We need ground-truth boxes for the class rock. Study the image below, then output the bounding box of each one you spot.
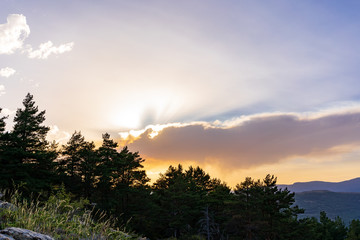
[0,201,16,211]
[0,227,54,240]
[0,233,15,240]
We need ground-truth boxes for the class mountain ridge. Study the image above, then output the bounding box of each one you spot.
[278,177,360,193]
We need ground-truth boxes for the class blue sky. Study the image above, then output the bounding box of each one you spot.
[1,1,360,184]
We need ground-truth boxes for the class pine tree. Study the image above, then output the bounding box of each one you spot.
[152,165,224,239]
[12,94,49,153]
[59,131,96,198]
[95,133,119,210]
[95,133,150,216]
[229,175,304,240]
[347,219,360,240]
[5,93,57,193]
[232,177,263,239]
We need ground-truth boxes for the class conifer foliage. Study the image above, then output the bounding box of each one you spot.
[0,94,57,193]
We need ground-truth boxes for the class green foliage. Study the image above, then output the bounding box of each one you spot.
[58,131,97,198]
[0,187,135,240]
[319,211,348,240]
[150,164,229,239]
[58,131,151,233]
[229,174,304,239]
[0,93,58,194]
[347,220,360,240]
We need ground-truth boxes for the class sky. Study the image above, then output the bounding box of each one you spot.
[1,0,360,186]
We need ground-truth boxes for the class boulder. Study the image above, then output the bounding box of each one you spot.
[0,227,54,240]
[0,233,15,240]
[0,201,16,211]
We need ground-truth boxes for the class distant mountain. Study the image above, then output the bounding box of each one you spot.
[278,177,360,193]
[295,190,360,224]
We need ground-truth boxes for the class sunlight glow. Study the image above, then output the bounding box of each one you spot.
[108,87,184,130]
[118,122,186,144]
[110,106,143,129]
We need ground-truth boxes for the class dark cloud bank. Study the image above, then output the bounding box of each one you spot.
[127,112,360,168]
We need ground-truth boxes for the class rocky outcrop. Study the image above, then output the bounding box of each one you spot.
[0,201,16,211]
[0,228,54,240]
[0,233,15,240]
[0,199,53,240]
[0,192,15,211]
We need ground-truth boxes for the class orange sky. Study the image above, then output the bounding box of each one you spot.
[120,111,360,186]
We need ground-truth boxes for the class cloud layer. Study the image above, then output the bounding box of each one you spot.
[0,13,74,97]
[0,14,74,59]
[0,14,30,54]
[0,67,16,78]
[125,111,360,169]
[27,41,74,59]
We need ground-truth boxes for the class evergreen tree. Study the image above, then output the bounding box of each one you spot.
[296,217,322,240]
[95,133,120,211]
[347,219,360,240]
[231,177,263,239]
[0,94,57,193]
[153,165,197,238]
[113,145,149,218]
[259,174,304,240]
[229,175,304,240]
[94,133,150,219]
[152,165,225,239]
[319,211,347,240]
[58,131,96,198]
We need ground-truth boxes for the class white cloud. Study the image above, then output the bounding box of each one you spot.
[27,41,74,59]
[0,85,5,96]
[46,125,71,144]
[0,14,74,59]
[0,67,16,78]
[0,14,30,54]
[1,108,15,116]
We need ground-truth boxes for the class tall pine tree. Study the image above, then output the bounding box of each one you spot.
[7,93,57,193]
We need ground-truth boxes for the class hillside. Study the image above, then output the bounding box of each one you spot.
[279,177,360,193]
[295,190,360,224]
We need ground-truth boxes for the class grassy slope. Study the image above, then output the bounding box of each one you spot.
[0,189,136,240]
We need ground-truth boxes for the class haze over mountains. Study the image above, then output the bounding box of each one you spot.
[279,177,360,223]
[295,190,360,224]
[279,177,360,193]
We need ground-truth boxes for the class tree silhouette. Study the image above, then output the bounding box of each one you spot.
[2,93,57,193]
[58,131,96,198]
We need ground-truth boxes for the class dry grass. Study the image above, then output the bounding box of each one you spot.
[0,188,136,240]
